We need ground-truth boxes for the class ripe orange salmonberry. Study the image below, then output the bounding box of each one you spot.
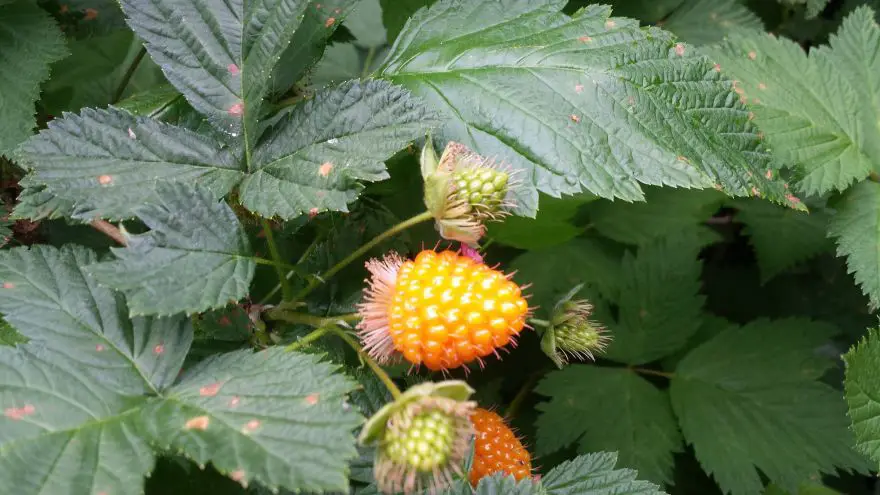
[357,249,529,371]
[469,408,532,486]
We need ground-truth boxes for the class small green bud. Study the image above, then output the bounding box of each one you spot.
[541,284,610,368]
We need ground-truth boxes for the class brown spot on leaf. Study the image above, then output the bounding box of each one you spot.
[748,51,757,60]
[713,63,721,72]
[319,162,333,177]
[570,114,580,123]
[309,207,319,218]
[218,315,232,326]
[305,394,319,405]
[4,404,35,420]
[765,170,773,179]
[200,382,222,397]
[325,17,336,27]
[153,344,165,355]
[84,8,98,20]
[748,112,755,120]
[185,415,210,430]
[98,175,113,185]
[578,35,592,43]
[242,419,260,433]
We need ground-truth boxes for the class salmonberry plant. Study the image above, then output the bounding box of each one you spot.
[3,0,880,493]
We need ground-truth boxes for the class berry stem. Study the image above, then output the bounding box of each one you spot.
[284,326,331,352]
[281,210,435,307]
[112,46,147,103]
[267,310,360,328]
[528,318,551,328]
[260,218,293,301]
[327,325,403,399]
[258,233,324,305]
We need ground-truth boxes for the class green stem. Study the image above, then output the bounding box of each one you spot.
[505,372,542,419]
[258,234,324,305]
[261,219,293,301]
[362,46,377,78]
[112,47,147,103]
[285,326,331,352]
[631,367,674,379]
[284,210,434,305]
[266,309,360,328]
[327,325,401,399]
[529,318,552,328]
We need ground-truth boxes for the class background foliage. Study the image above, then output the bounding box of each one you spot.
[2,0,880,494]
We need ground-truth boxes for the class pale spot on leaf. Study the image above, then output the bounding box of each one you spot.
[752,98,761,104]
[758,82,767,90]
[574,84,584,93]
[228,102,244,116]
[200,382,222,397]
[229,396,240,407]
[84,8,98,20]
[227,64,240,76]
[1,282,13,289]
[319,162,333,177]
[765,170,773,179]
[153,344,165,355]
[325,17,336,27]
[334,8,341,13]
[127,128,136,139]
[231,470,247,487]
[4,404,35,420]
[578,35,592,43]
[309,207,319,218]
[570,114,580,123]
[605,19,615,29]
[96,344,105,352]
[218,315,231,326]
[674,43,685,56]
[748,112,755,120]
[305,394,319,405]
[98,175,113,186]
[713,63,721,72]
[748,51,757,60]
[185,415,210,430]
[242,419,260,433]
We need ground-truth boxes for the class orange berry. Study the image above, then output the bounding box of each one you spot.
[469,408,532,486]
[360,249,529,371]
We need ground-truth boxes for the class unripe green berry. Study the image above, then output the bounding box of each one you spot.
[452,168,509,213]
[383,410,455,472]
[555,322,604,352]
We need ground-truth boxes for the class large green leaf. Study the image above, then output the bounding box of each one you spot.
[0,1,67,156]
[603,233,706,365]
[671,319,868,495]
[239,79,438,218]
[0,345,155,495]
[140,348,362,493]
[0,245,191,394]
[487,193,593,249]
[662,0,763,46]
[379,0,434,43]
[377,0,786,215]
[844,327,880,468]
[828,181,880,309]
[587,187,724,245]
[15,107,242,220]
[86,182,256,316]
[734,198,833,282]
[704,7,880,195]
[119,0,312,144]
[535,366,682,485]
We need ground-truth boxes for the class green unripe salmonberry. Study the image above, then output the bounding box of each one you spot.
[383,409,455,472]
[452,167,509,213]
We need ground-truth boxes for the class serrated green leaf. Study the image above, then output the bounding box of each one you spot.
[0,1,67,157]
[0,244,192,394]
[541,452,666,495]
[349,368,392,417]
[16,107,242,220]
[588,187,724,245]
[240,79,438,218]
[115,84,183,118]
[119,0,314,143]
[734,198,833,282]
[704,7,880,195]
[11,178,76,221]
[0,345,155,495]
[140,348,362,493]
[780,0,830,18]
[270,0,359,97]
[377,0,786,216]
[671,318,868,495]
[487,193,593,249]
[662,0,763,45]
[535,366,682,485]
[828,180,880,309]
[86,182,256,316]
[510,238,624,313]
[603,233,705,365]
[844,327,880,468]
[0,316,25,346]
[347,0,386,48]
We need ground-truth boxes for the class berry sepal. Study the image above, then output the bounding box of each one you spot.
[540,284,610,368]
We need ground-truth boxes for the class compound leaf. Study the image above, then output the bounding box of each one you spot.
[828,180,880,309]
[0,346,155,495]
[541,452,666,495]
[704,7,880,195]
[603,233,706,365]
[671,318,868,495]
[0,1,67,156]
[240,79,438,218]
[119,0,312,143]
[15,107,242,220]
[662,0,763,45]
[378,0,786,216]
[844,327,880,468]
[86,182,256,316]
[535,366,682,485]
[140,348,362,493]
[0,245,192,394]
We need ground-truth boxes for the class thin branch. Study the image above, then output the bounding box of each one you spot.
[90,219,127,246]
[112,47,147,104]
